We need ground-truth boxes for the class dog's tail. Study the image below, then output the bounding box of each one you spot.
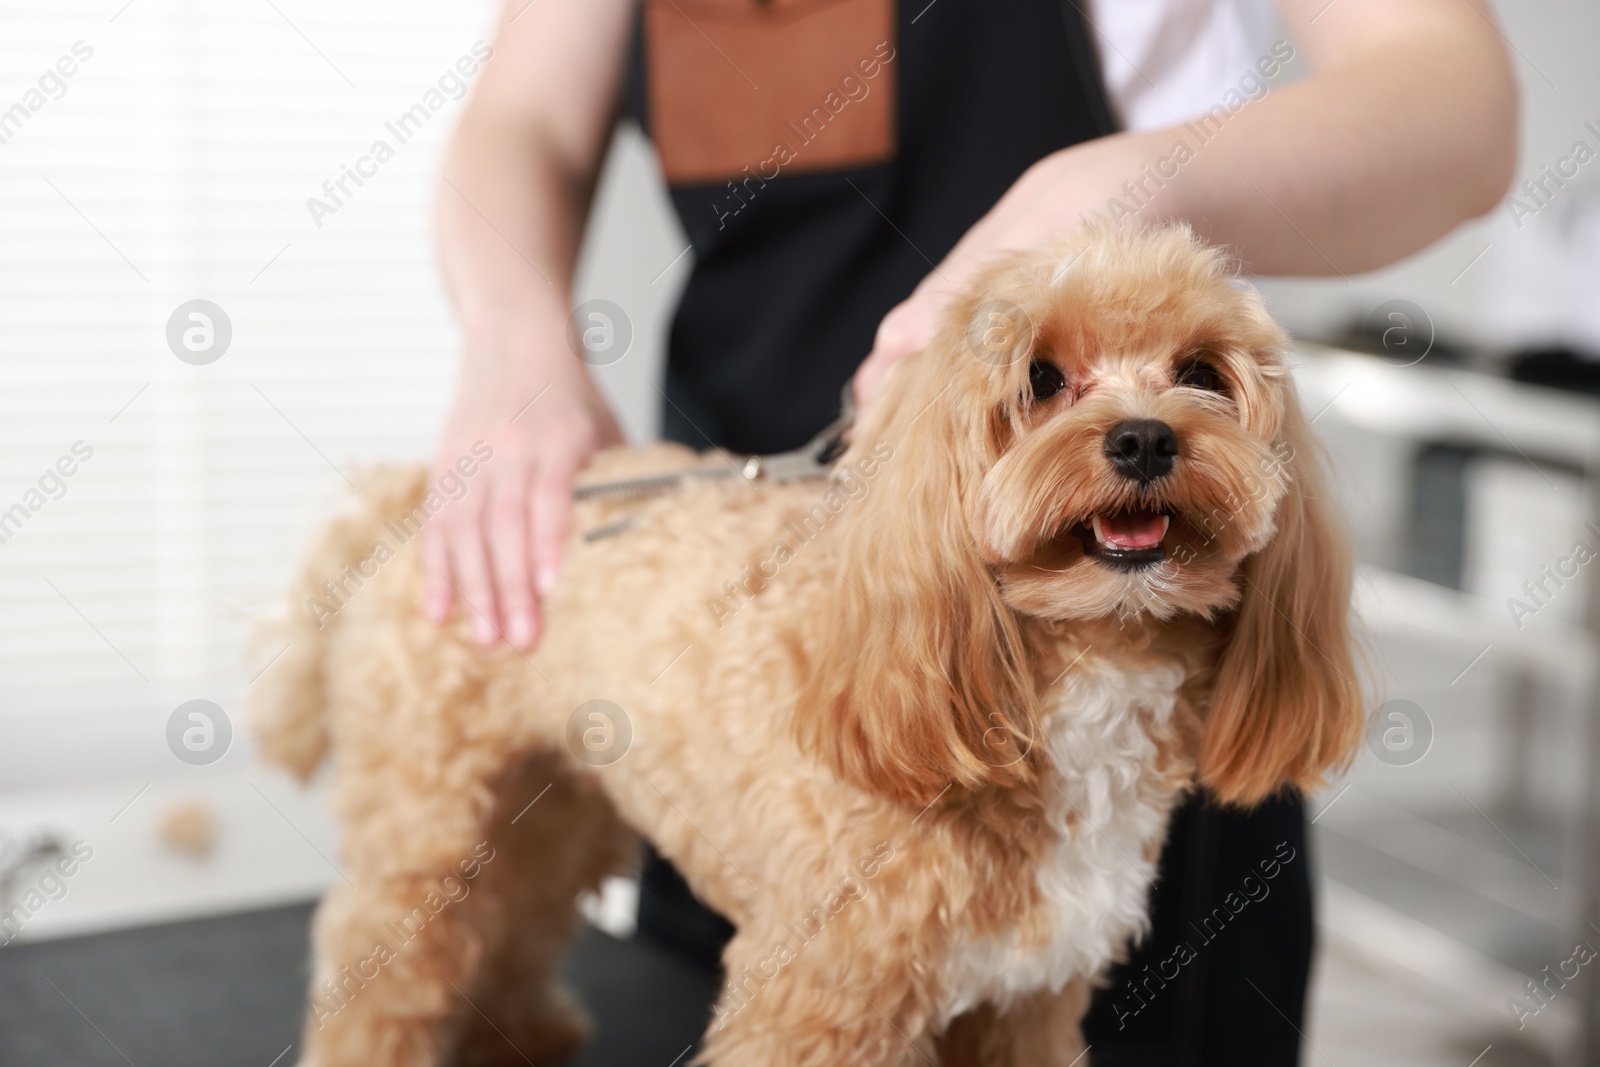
[250,466,428,781]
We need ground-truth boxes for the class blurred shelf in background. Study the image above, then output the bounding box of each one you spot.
[1296,344,1600,1067]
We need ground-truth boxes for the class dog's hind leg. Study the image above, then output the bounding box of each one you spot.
[297,656,569,1067]
[300,779,498,1065]
[453,749,637,1067]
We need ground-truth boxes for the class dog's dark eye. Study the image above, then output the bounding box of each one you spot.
[1175,358,1225,393]
[1029,359,1067,402]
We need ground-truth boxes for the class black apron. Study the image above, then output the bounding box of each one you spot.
[627,0,1115,453]
[624,4,1314,1063]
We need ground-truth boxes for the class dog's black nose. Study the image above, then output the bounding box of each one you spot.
[1104,419,1179,484]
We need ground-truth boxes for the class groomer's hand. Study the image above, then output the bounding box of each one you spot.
[852,146,1122,416]
[425,340,622,650]
[854,296,939,412]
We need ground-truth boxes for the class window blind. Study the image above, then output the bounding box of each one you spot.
[0,0,526,783]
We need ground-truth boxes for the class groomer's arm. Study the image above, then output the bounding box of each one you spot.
[856,0,1518,403]
[429,0,633,648]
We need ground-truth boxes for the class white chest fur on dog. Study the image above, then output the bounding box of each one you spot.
[938,655,1189,1022]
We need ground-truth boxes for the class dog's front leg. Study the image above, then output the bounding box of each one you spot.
[934,980,1091,1066]
[695,926,940,1067]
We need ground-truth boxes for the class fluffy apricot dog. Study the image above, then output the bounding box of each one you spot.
[254,221,1362,1067]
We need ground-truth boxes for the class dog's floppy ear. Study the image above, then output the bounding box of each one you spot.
[1198,386,1364,805]
[793,341,1038,808]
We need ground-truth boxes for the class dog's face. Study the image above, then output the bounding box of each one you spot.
[962,227,1294,623]
[799,223,1361,809]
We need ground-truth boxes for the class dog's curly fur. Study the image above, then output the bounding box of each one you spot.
[254,222,1362,1066]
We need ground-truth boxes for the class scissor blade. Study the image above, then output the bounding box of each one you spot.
[572,465,742,501]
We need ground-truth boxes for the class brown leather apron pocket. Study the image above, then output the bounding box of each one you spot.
[642,0,897,186]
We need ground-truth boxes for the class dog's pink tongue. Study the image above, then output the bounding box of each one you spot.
[1097,511,1166,549]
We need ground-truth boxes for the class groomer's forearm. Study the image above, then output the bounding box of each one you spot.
[949,17,1514,280]
[1130,32,1517,274]
[436,111,594,357]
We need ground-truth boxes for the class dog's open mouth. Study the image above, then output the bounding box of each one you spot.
[1070,509,1171,570]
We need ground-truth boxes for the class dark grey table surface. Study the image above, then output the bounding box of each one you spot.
[0,901,719,1067]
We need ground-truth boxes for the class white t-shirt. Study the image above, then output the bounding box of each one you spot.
[1087,0,1292,132]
